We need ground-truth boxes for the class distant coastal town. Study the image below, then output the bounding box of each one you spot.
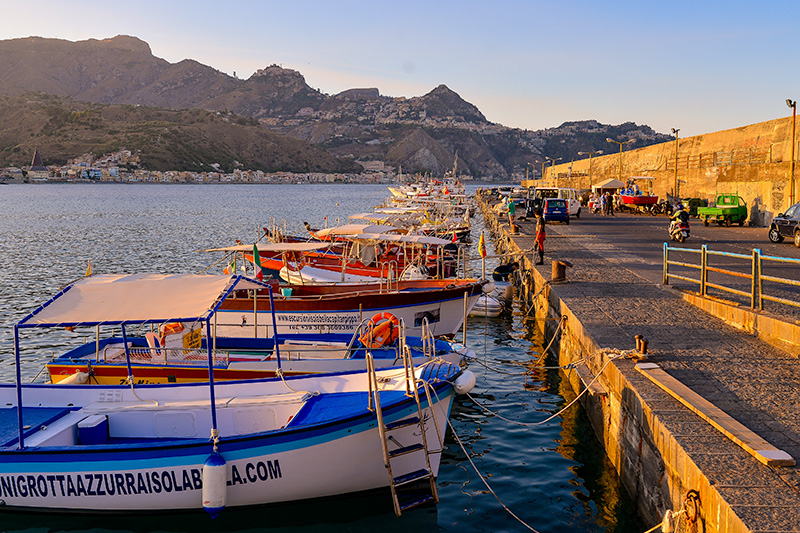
[0,148,478,184]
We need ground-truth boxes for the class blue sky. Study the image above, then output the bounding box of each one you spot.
[2,0,798,137]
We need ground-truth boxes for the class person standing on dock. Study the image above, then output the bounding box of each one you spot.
[534,208,546,265]
[507,196,516,230]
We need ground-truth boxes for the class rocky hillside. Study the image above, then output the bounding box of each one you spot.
[0,92,360,173]
[0,35,672,178]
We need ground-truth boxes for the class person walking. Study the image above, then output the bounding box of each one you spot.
[534,208,546,265]
[607,191,615,216]
[600,193,607,216]
[507,196,516,231]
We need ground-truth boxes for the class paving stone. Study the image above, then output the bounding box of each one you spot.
[503,214,800,532]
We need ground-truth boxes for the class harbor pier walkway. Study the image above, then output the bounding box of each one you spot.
[481,199,800,533]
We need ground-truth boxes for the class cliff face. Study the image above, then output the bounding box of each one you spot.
[0,35,670,178]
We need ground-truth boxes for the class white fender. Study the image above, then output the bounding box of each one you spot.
[202,452,227,518]
[453,370,476,395]
[58,371,89,385]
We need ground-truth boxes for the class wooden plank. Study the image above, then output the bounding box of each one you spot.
[635,362,794,467]
[573,362,607,397]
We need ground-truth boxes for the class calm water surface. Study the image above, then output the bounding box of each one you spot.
[0,184,643,533]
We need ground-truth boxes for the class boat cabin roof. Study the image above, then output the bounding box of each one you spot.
[17,274,269,329]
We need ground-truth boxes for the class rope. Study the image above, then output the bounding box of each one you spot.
[430,386,542,533]
[533,315,567,364]
[274,368,319,396]
[465,352,624,428]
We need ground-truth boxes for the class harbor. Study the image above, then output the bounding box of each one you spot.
[478,189,800,532]
[0,182,646,532]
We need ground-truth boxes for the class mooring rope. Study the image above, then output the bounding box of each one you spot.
[429,386,543,533]
[465,352,624,428]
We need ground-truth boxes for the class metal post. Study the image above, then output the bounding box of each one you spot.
[663,242,669,285]
[700,244,708,296]
[751,248,760,309]
[789,100,797,205]
[14,325,24,449]
[672,128,680,197]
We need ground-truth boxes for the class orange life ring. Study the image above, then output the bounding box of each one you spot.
[359,312,400,349]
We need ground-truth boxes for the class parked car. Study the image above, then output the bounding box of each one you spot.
[543,198,570,224]
[527,187,582,218]
[768,202,800,246]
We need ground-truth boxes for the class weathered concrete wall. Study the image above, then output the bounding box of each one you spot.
[529,116,799,225]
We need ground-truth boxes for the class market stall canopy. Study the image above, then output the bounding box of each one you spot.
[17,274,269,328]
[591,178,626,190]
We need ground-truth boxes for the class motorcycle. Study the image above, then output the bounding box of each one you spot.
[668,218,690,243]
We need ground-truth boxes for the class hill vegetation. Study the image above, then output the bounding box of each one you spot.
[0,35,671,178]
[0,93,360,173]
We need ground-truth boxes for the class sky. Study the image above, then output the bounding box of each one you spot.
[2,0,799,138]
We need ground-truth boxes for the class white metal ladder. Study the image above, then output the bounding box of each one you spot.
[367,348,441,516]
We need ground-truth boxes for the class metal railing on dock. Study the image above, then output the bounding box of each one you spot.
[663,242,800,310]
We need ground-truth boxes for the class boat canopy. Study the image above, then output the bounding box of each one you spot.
[17,274,270,328]
[314,224,400,237]
[349,233,452,246]
[201,242,330,253]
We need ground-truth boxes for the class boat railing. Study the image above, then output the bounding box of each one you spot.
[378,260,399,290]
[103,346,232,367]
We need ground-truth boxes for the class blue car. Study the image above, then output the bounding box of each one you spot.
[543,198,570,224]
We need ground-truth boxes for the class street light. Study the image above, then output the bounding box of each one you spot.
[671,128,680,199]
[525,162,536,182]
[606,137,636,182]
[788,99,796,206]
[578,150,603,188]
[543,156,562,182]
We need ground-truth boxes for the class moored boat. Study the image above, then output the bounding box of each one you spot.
[2,273,476,515]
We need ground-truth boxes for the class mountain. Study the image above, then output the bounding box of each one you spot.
[0,92,360,173]
[0,35,671,178]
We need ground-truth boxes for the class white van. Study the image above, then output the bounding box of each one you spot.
[527,187,582,218]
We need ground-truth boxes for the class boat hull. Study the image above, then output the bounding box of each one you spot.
[0,366,459,512]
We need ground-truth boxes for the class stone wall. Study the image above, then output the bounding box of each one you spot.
[528,116,799,226]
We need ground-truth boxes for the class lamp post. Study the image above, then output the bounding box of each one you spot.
[543,156,562,182]
[788,99,797,206]
[606,137,635,182]
[578,150,603,189]
[671,128,680,199]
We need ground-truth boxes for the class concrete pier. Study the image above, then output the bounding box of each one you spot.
[478,193,800,532]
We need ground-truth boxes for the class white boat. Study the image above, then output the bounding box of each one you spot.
[468,294,504,317]
[1,273,476,515]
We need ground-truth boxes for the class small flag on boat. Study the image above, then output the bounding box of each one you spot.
[451,231,457,243]
[85,259,93,277]
[253,244,264,281]
[478,232,487,258]
[223,256,236,275]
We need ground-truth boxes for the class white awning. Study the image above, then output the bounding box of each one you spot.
[314,224,400,237]
[349,233,452,245]
[201,242,330,253]
[18,274,268,327]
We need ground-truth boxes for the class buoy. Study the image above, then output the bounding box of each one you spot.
[202,452,227,518]
[453,370,476,395]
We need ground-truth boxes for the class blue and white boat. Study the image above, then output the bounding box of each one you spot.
[0,274,476,515]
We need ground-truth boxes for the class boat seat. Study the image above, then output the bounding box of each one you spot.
[0,407,76,447]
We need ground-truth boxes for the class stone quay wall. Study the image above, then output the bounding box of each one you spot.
[531,116,800,226]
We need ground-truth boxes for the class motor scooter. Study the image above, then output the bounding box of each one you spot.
[668,218,690,243]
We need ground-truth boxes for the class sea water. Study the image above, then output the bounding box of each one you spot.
[0,183,644,532]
